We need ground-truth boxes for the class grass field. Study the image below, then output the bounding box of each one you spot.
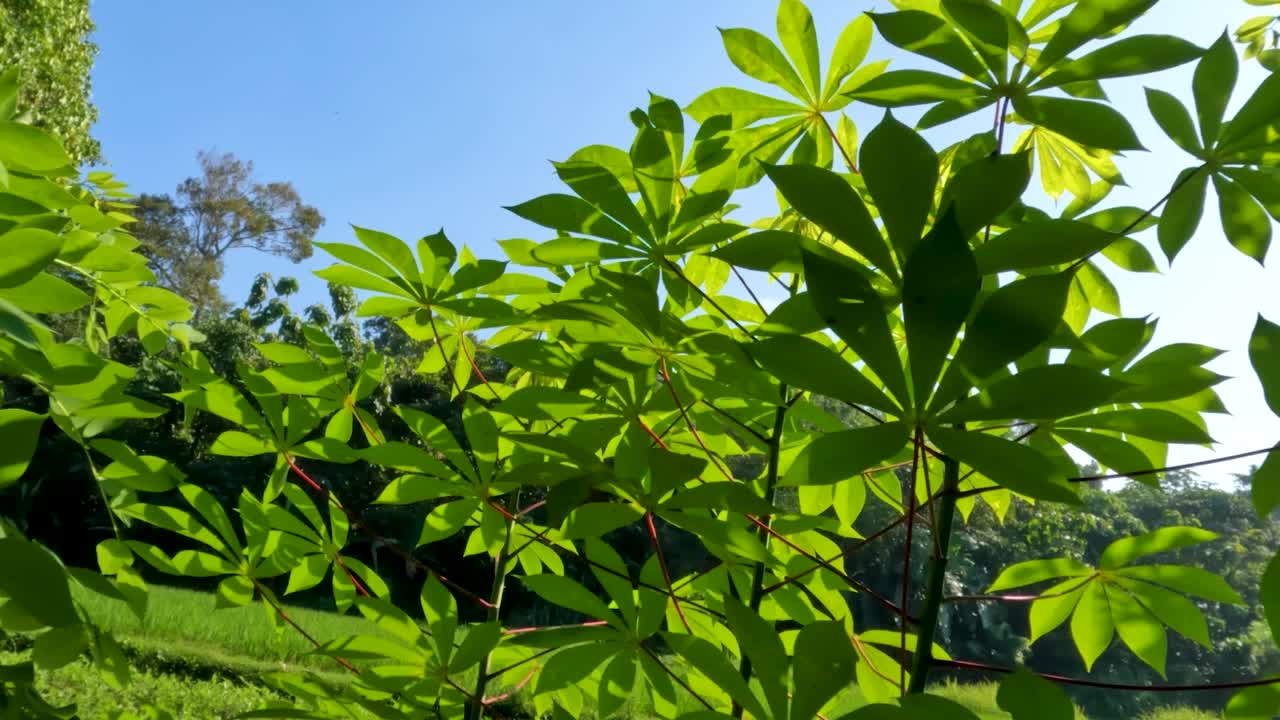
[31,585,1214,720]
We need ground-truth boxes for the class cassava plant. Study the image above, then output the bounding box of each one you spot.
[3,1,1280,719]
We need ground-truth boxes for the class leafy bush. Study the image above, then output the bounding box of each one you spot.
[2,2,1280,720]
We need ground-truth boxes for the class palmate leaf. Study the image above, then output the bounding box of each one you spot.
[687,0,887,182]
[989,526,1232,674]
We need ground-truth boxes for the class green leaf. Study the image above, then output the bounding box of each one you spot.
[781,422,910,486]
[0,228,62,288]
[988,557,1093,592]
[928,426,1080,505]
[1263,552,1280,646]
[686,87,805,128]
[1220,72,1280,148]
[861,112,937,265]
[975,220,1115,273]
[749,335,899,414]
[420,574,458,664]
[902,210,980,407]
[0,122,72,172]
[1251,315,1280,418]
[720,27,810,100]
[1054,429,1154,477]
[1098,526,1218,569]
[824,16,874,101]
[997,667,1075,720]
[1106,583,1167,676]
[802,251,911,408]
[940,365,1129,423]
[942,0,1021,81]
[1034,0,1159,73]
[1011,95,1143,152]
[359,441,456,479]
[933,269,1075,412]
[561,502,644,540]
[1037,35,1203,89]
[352,226,419,286]
[1226,683,1280,720]
[1056,408,1213,444]
[522,574,622,628]
[1157,168,1209,262]
[0,409,43,488]
[0,272,89,313]
[505,194,633,245]
[631,125,676,239]
[1193,32,1238,147]
[664,633,770,720]
[850,70,985,106]
[0,538,78,628]
[790,621,856,720]
[1145,88,1202,155]
[554,161,649,241]
[215,575,255,609]
[1030,579,1089,643]
[712,230,807,272]
[285,554,329,594]
[1214,174,1271,263]
[1115,577,1210,647]
[33,624,88,670]
[417,499,477,546]
[723,601,789,720]
[1115,565,1244,604]
[596,650,637,718]
[868,11,988,80]
[209,430,275,457]
[763,163,896,276]
[938,150,1033,238]
[777,0,821,97]
[1071,581,1114,671]
[1252,451,1280,518]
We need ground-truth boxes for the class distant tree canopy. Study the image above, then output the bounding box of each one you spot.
[0,0,100,165]
[133,151,325,318]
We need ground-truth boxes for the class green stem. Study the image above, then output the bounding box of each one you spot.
[906,455,960,695]
[465,494,517,720]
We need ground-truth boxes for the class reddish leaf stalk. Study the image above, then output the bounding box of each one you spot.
[647,511,693,633]
[251,579,360,675]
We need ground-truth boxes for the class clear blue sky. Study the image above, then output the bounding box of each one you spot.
[88,1,1280,483]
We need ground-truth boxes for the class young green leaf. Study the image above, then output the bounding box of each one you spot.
[720,27,810,101]
[777,0,821,97]
[1106,583,1167,676]
[1100,526,1218,570]
[988,557,1093,592]
[1037,35,1203,89]
[1071,581,1114,671]
[1056,408,1213,444]
[1033,0,1160,73]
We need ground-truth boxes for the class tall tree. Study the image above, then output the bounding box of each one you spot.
[132,150,324,317]
[0,0,100,164]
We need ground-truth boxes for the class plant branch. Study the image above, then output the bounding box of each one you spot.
[907,454,959,695]
[938,658,1280,693]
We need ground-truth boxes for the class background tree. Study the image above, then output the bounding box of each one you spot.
[132,150,324,318]
[0,0,100,164]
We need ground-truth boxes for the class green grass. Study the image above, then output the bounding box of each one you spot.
[1,650,279,720]
[74,583,377,678]
[39,586,1222,720]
